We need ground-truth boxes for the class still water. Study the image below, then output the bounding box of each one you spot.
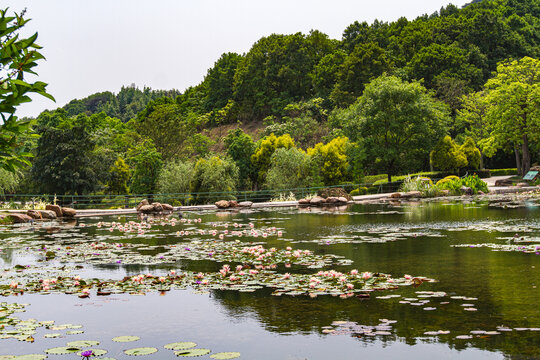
[1,200,539,359]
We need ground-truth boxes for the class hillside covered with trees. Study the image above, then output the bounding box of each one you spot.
[2,0,539,199]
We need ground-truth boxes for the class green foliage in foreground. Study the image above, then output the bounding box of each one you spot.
[0,8,54,171]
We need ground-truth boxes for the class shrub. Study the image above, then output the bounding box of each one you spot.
[430,136,467,172]
[489,168,518,176]
[191,156,239,203]
[399,176,440,197]
[157,160,194,204]
[437,175,488,195]
[461,174,488,193]
[264,148,312,190]
[436,175,460,186]
[350,186,369,196]
[460,137,481,170]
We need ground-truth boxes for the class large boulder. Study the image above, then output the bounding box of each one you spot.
[402,191,422,199]
[228,200,238,208]
[26,210,42,220]
[337,197,348,204]
[310,196,325,205]
[390,192,402,199]
[161,203,173,211]
[215,200,230,209]
[61,207,77,217]
[460,186,473,196]
[298,198,311,206]
[325,197,340,204]
[39,210,57,219]
[317,187,352,201]
[7,213,32,223]
[136,199,149,211]
[45,204,63,218]
[516,182,529,188]
[495,178,513,187]
[238,201,253,208]
[152,202,164,212]
[139,204,154,213]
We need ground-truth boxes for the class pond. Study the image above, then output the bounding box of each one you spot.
[1,200,539,359]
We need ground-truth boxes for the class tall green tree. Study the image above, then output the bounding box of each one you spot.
[224,128,256,190]
[0,8,54,171]
[482,56,540,175]
[340,75,449,182]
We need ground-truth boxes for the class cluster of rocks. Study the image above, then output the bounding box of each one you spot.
[298,188,351,207]
[0,204,76,224]
[215,200,253,209]
[136,199,173,214]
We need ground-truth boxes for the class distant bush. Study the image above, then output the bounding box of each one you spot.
[438,174,488,195]
[489,168,518,176]
[350,187,368,196]
[436,175,460,186]
[399,176,440,197]
[364,174,387,184]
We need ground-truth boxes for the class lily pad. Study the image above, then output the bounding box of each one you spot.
[43,333,62,338]
[210,352,241,359]
[44,347,80,355]
[76,349,108,357]
[164,342,197,350]
[66,330,84,335]
[66,340,99,347]
[175,349,211,357]
[124,348,157,356]
[112,336,140,343]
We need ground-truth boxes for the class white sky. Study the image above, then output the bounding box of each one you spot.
[4,0,469,118]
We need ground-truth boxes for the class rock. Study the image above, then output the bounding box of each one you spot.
[139,204,154,213]
[61,207,77,217]
[495,179,513,187]
[238,201,253,208]
[404,191,422,198]
[390,192,402,199]
[7,213,32,223]
[460,186,473,195]
[228,200,238,208]
[440,190,450,196]
[215,200,230,209]
[326,197,340,204]
[477,191,485,195]
[298,199,311,206]
[39,210,57,219]
[516,182,529,188]
[337,197,348,203]
[26,210,42,220]
[310,196,325,205]
[136,199,150,211]
[46,204,63,218]
[161,203,173,211]
[530,165,540,171]
[317,187,352,201]
[152,202,163,212]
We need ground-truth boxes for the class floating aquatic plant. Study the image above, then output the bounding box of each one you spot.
[124,347,158,356]
[210,353,241,359]
[112,336,140,343]
[174,349,211,357]
[164,342,197,350]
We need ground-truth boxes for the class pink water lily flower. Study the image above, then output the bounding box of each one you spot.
[362,272,372,280]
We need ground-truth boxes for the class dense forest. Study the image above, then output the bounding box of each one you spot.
[2,0,539,198]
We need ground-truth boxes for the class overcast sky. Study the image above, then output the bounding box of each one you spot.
[4,0,469,118]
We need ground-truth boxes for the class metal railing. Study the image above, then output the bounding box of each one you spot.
[0,181,407,210]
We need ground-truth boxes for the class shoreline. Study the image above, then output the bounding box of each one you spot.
[1,185,538,219]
